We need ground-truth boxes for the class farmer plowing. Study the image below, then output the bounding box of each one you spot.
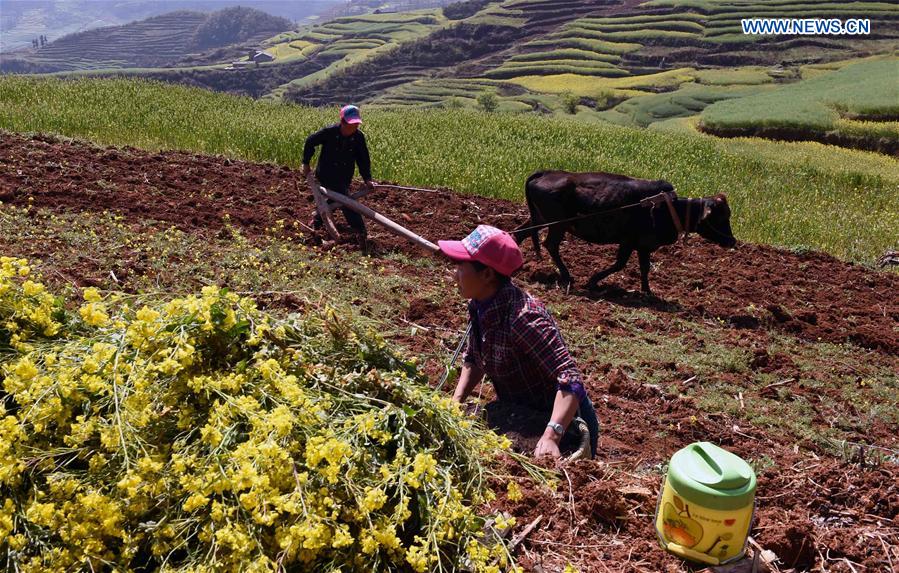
[301,106,598,460]
[303,104,375,251]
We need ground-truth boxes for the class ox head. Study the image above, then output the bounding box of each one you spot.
[696,194,736,248]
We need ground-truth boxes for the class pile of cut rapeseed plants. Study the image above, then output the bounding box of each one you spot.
[0,256,535,573]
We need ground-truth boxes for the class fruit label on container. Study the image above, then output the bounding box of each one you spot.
[657,491,751,563]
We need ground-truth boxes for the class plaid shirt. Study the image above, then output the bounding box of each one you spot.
[463,282,587,411]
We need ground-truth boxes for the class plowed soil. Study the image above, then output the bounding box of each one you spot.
[2,131,897,572]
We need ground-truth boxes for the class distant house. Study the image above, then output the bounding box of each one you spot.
[251,50,274,64]
[228,51,274,70]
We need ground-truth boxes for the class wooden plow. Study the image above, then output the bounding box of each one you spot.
[308,175,438,253]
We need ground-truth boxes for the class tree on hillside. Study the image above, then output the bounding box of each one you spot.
[443,0,491,20]
[477,91,498,113]
[561,91,580,114]
[189,7,292,51]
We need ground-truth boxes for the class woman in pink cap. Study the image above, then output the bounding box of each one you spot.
[439,225,599,459]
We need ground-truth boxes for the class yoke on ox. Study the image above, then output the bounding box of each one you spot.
[513,170,737,295]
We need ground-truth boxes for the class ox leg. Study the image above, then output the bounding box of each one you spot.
[638,249,653,295]
[586,244,633,290]
[544,227,571,287]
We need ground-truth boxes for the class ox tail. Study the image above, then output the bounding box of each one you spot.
[524,191,541,256]
[513,172,545,256]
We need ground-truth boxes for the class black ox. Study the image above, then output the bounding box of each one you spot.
[512,170,737,294]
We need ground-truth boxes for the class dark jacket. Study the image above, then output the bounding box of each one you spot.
[302,124,372,191]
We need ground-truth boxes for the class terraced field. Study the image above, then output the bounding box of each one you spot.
[436,0,899,134]
[285,0,619,105]
[700,57,899,154]
[281,0,897,134]
[649,0,899,44]
[5,0,897,149]
[0,8,293,74]
[263,10,450,100]
[483,0,899,82]
[599,81,775,126]
[0,12,208,73]
[370,77,575,113]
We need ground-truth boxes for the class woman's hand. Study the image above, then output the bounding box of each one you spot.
[534,428,562,458]
[452,363,482,405]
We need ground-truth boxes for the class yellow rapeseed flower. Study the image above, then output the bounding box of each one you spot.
[82,287,103,302]
[506,480,523,502]
[79,302,110,327]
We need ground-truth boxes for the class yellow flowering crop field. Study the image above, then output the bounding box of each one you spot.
[0,257,538,572]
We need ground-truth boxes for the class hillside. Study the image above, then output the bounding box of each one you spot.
[0,6,293,73]
[0,0,339,52]
[2,77,896,263]
[3,0,897,154]
[0,70,897,570]
[284,0,899,106]
[285,0,631,105]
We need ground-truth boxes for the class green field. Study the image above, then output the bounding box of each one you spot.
[0,76,896,264]
[600,82,776,127]
[0,11,209,72]
[507,49,622,64]
[253,9,451,98]
[287,9,446,51]
[485,61,629,79]
[473,0,899,96]
[700,59,899,134]
[509,68,690,94]
[370,78,577,115]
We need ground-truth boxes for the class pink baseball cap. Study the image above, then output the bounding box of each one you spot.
[439,225,523,277]
[339,104,362,124]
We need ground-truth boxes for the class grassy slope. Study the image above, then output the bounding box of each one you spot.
[0,76,896,264]
[1,12,208,71]
[701,58,899,131]
[599,82,776,127]
[26,9,449,102]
